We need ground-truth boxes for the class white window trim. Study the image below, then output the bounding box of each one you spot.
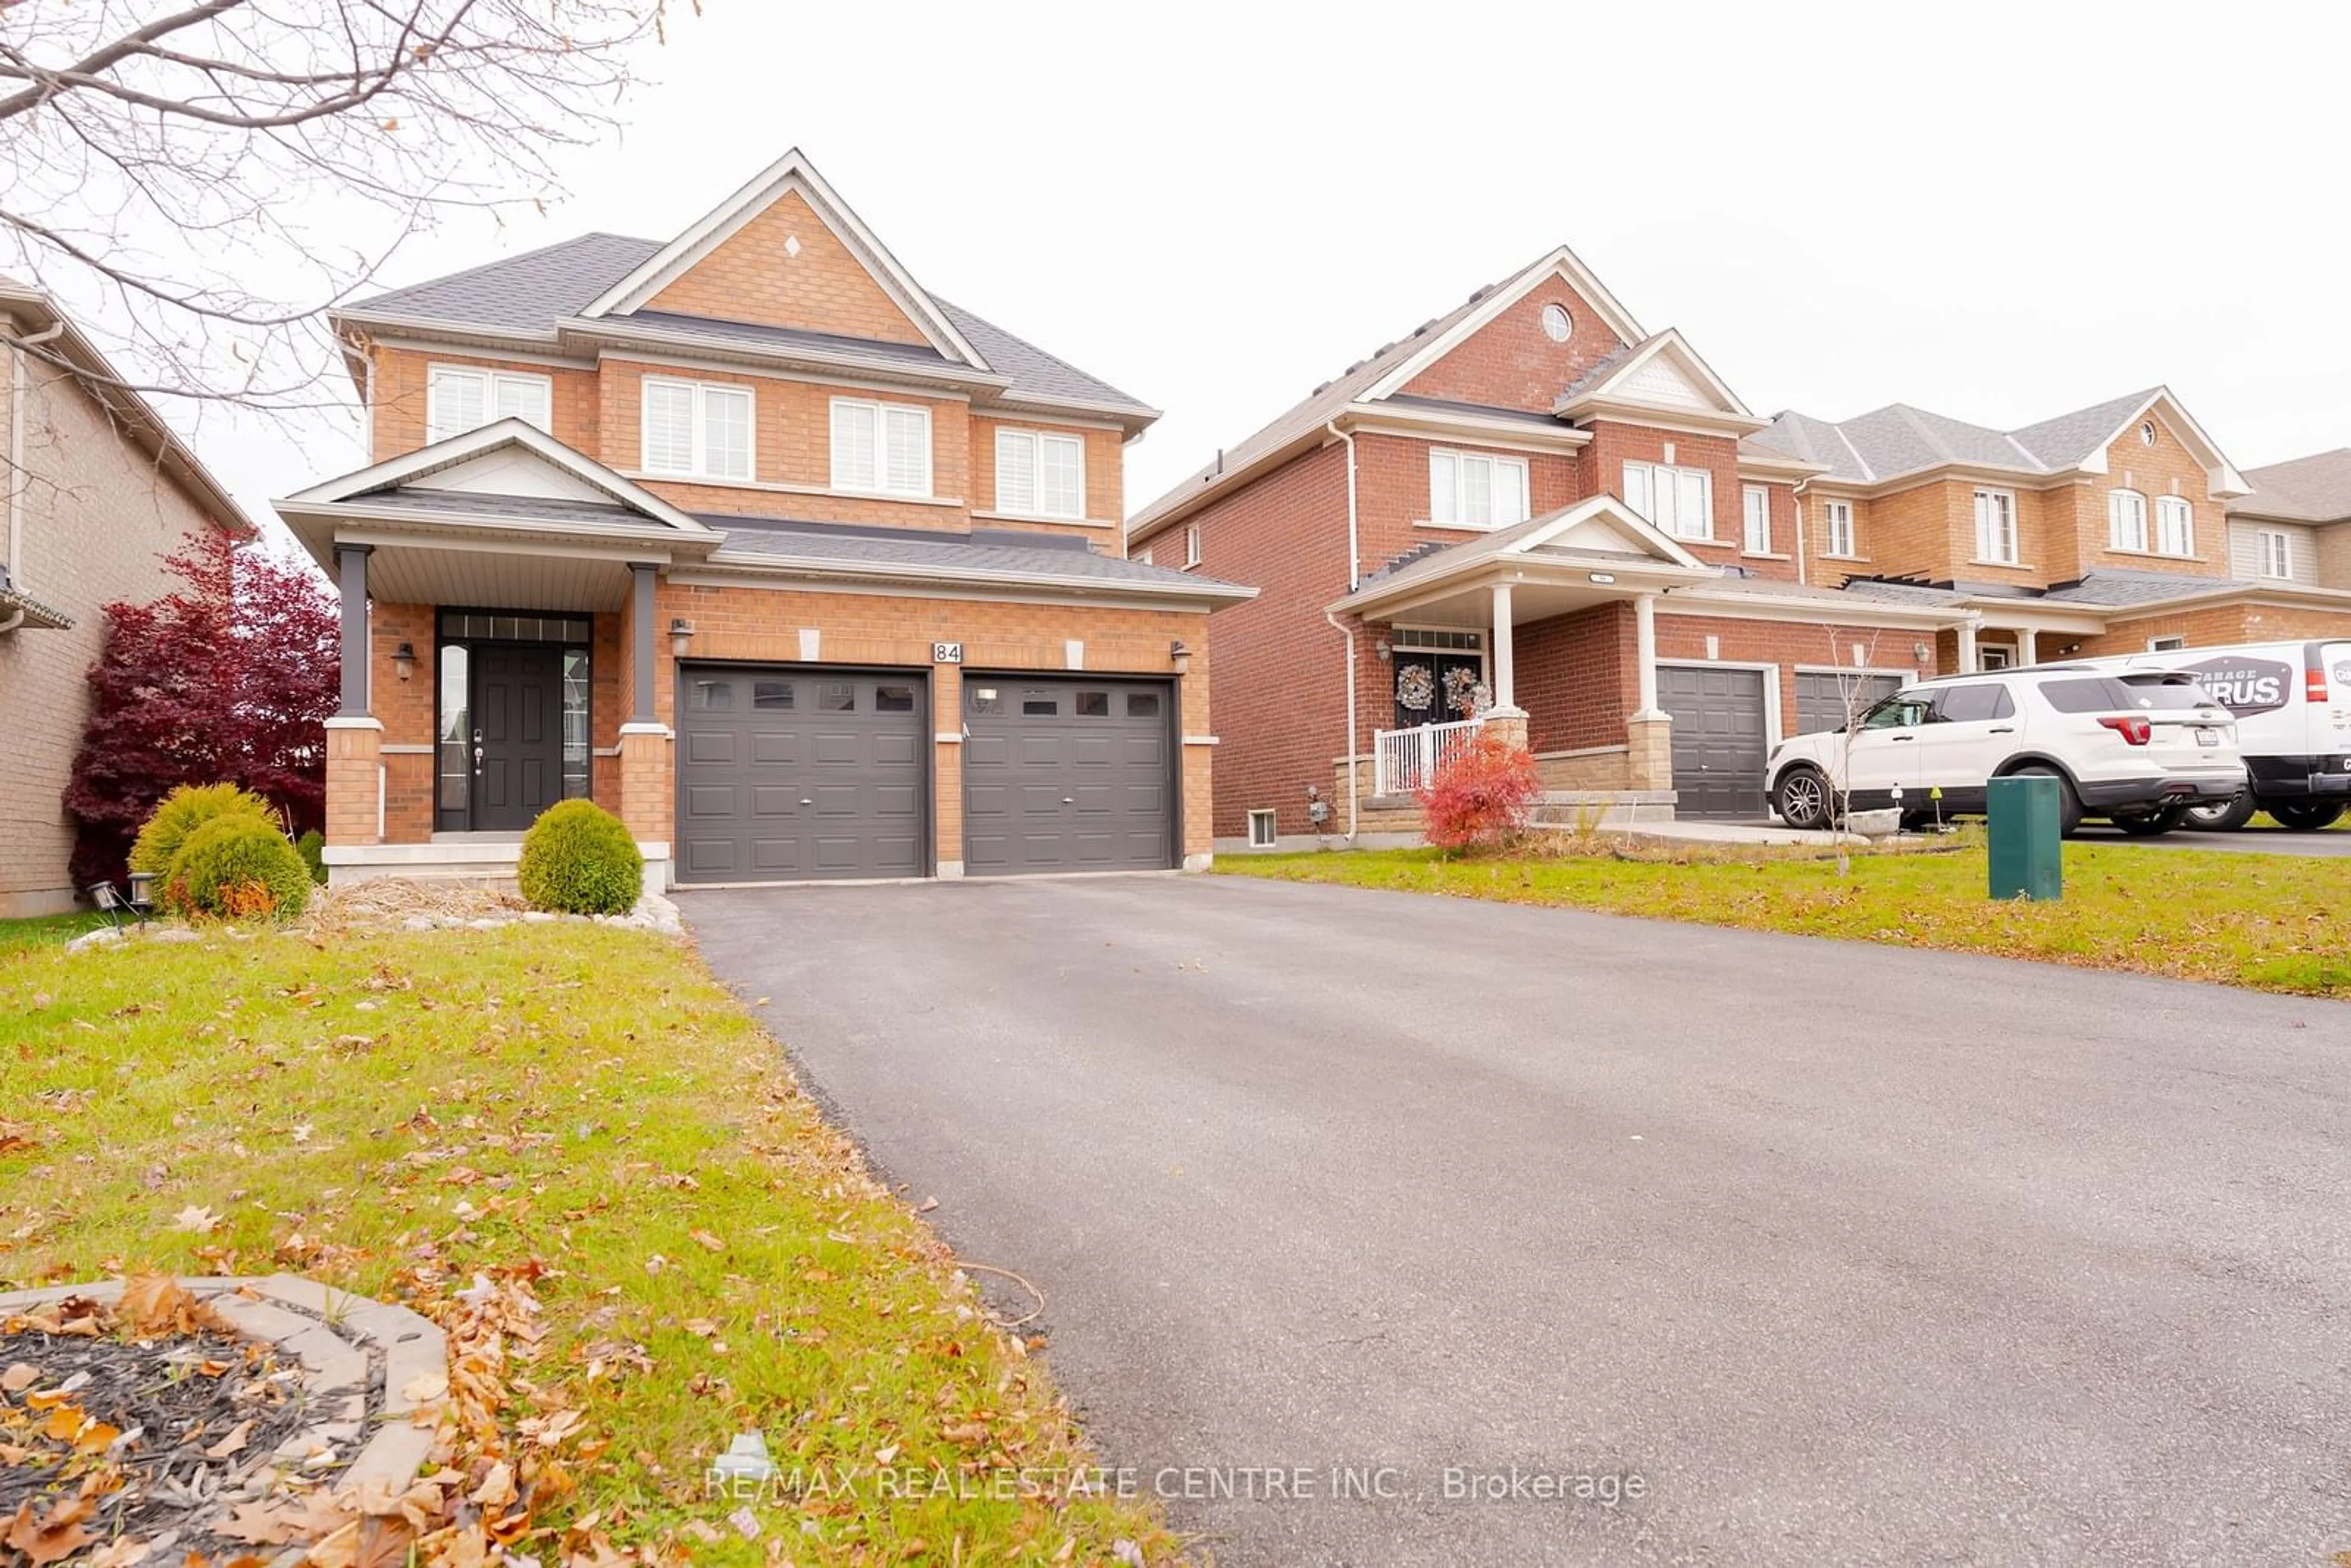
[1820,498,1858,559]
[1246,809,1278,849]
[2107,488,2149,552]
[1741,484,1772,555]
[640,373,754,481]
[1972,487,2019,566]
[2147,634,2188,653]
[1183,524,1202,570]
[1427,447,1532,531]
[993,427,1088,520]
[830,396,935,498]
[2258,528,2293,580]
[2154,494,2195,557]
[1622,460,1716,542]
[427,363,553,445]
[1136,545,1153,567]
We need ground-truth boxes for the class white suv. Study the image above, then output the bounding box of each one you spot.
[1767,667,2246,837]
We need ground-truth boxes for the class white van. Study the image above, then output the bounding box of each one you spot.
[2078,640,2351,830]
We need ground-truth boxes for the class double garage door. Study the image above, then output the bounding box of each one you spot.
[1659,666,1908,819]
[673,664,1174,883]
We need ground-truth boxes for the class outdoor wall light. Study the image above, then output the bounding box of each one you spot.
[669,617,694,657]
[1913,640,1932,662]
[392,642,416,681]
[1170,639,1192,675]
[1374,637,1392,662]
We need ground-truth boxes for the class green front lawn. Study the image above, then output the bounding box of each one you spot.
[0,922,1176,1564]
[0,910,107,958]
[1221,841,2351,998]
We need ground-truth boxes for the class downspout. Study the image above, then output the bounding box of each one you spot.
[1792,476,1811,588]
[1325,420,1361,841]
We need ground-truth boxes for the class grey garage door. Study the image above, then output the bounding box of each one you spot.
[1659,664,1768,820]
[1794,670,1903,737]
[963,677,1175,875]
[674,665,928,883]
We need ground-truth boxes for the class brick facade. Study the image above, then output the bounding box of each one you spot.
[0,330,233,915]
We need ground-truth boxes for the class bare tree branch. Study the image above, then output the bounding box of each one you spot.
[0,0,678,425]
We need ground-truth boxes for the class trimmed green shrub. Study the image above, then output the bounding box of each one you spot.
[164,815,311,921]
[129,782,277,876]
[517,800,643,916]
[295,828,328,885]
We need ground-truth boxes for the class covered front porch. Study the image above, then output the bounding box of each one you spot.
[276,421,724,891]
[1329,497,1719,823]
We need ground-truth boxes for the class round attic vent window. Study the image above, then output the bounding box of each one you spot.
[1539,303,1573,343]
[2139,421,2157,445]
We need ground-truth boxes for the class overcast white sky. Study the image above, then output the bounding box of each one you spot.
[161,0,2351,542]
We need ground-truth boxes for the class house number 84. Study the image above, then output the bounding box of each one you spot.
[933,642,964,664]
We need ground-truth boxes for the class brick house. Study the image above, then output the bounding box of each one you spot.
[1745,391,2351,667]
[1126,249,1974,841]
[277,150,1250,890]
[0,282,249,917]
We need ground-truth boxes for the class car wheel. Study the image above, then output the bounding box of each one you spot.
[2112,803,2189,838]
[2268,800,2347,831]
[2183,793,2257,832]
[1773,765,1832,830]
[2006,763,2083,837]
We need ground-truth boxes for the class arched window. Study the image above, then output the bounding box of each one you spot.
[2107,489,2148,552]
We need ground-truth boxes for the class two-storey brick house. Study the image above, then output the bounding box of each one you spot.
[1,281,249,916]
[1127,249,1976,839]
[278,150,1250,890]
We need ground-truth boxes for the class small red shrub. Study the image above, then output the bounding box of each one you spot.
[1417,730,1542,853]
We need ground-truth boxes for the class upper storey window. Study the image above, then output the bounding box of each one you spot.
[832,398,932,497]
[1622,460,1712,541]
[2155,495,2194,557]
[2108,489,2149,552]
[642,376,752,481]
[1429,449,1529,530]
[996,429,1086,519]
[1973,488,2018,565]
[427,365,550,444]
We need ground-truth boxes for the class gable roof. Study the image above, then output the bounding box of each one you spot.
[1751,386,2246,493]
[281,418,713,536]
[2231,448,2351,523]
[1131,247,1650,539]
[337,193,1154,423]
[1550,328,1763,431]
[576,149,984,368]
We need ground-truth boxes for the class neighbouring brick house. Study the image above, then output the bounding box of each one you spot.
[1127,249,1976,841]
[277,149,1250,890]
[0,282,249,917]
[1747,392,2351,669]
[1131,246,2351,840]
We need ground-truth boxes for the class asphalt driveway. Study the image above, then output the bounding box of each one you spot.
[684,876,2351,1567]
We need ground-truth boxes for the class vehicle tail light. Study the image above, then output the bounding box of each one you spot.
[2309,667,2331,705]
[2098,716,2152,746]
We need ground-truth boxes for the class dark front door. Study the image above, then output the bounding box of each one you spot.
[473,644,566,830]
[1392,651,1483,730]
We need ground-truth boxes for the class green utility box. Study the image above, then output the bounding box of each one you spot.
[1987,774,2063,902]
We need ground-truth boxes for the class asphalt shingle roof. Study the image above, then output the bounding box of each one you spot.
[342,233,1153,417]
[2040,568,2241,607]
[1753,389,2167,487]
[711,519,1243,590]
[2233,448,2351,523]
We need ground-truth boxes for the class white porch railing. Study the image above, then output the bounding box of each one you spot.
[1373,717,1482,797]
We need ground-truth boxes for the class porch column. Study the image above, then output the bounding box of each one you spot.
[334,543,372,718]
[1957,617,1980,674]
[617,561,670,897]
[629,561,658,724]
[2015,626,2038,667]
[1490,580,1516,711]
[1625,593,1672,793]
[322,541,382,857]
